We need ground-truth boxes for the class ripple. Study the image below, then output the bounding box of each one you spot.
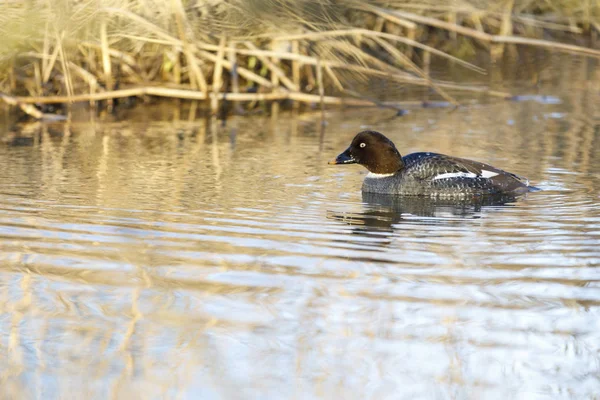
[1,92,600,398]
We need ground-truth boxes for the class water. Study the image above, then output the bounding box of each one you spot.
[1,54,599,399]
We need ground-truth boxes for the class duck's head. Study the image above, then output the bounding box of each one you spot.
[328,130,404,174]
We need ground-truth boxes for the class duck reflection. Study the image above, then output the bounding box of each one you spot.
[328,192,520,234]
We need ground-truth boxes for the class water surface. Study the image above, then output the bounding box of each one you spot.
[1,54,599,399]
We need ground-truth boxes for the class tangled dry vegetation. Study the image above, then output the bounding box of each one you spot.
[0,0,599,119]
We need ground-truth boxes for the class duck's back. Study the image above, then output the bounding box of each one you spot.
[362,152,534,197]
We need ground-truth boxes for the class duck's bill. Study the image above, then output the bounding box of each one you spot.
[328,149,356,165]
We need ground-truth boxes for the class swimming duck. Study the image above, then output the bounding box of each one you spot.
[328,130,536,197]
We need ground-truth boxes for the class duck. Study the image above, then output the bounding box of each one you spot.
[328,130,537,197]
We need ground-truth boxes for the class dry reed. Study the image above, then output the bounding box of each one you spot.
[0,0,598,120]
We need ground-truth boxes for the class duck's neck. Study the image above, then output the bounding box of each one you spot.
[368,152,404,174]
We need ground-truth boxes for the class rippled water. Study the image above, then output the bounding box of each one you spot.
[1,54,600,399]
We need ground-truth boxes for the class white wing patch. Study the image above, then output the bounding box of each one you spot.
[432,172,477,180]
[481,170,499,178]
[432,170,500,181]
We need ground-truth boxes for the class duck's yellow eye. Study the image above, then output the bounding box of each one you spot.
[360,142,366,148]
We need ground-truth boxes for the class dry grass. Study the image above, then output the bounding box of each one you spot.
[0,0,599,119]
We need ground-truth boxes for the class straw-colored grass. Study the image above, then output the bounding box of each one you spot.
[0,0,598,119]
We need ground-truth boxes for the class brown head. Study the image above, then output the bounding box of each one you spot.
[328,131,404,174]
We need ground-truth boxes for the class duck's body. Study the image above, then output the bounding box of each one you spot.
[329,131,536,197]
[362,151,533,197]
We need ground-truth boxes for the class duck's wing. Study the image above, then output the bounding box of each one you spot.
[404,153,530,189]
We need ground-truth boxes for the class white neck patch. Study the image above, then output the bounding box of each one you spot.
[366,172,396,179]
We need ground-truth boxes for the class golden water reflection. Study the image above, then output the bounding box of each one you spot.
[1,55,600,399]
